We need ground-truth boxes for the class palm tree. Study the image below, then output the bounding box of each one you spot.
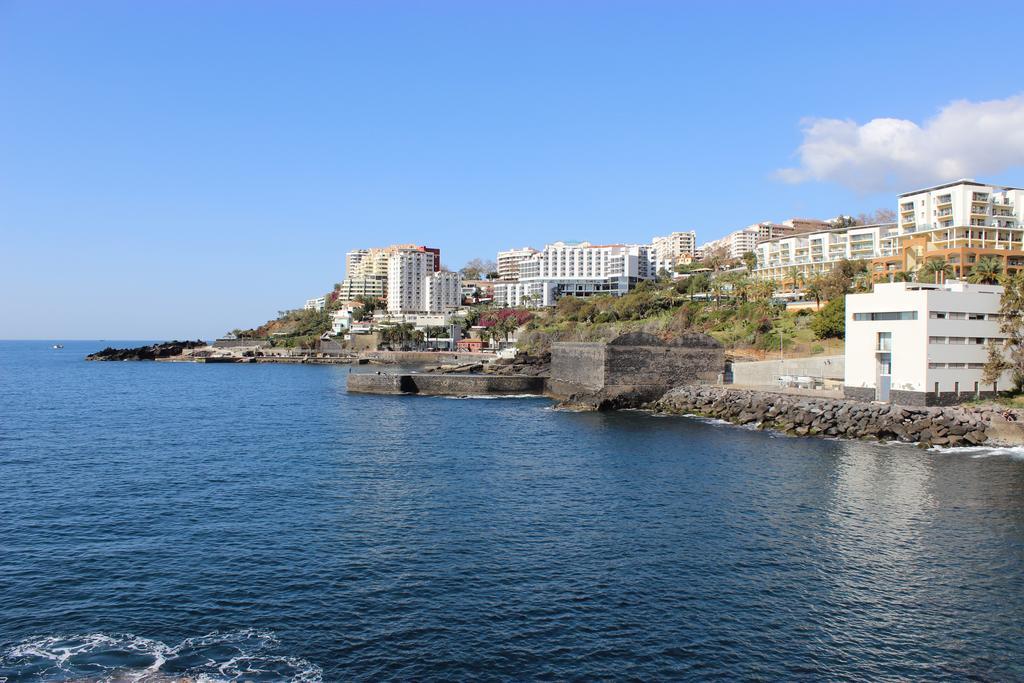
[920,257,953,284]
[891,270,913,283]
[968,256,1003,285]
[804,276,825,308]
[786,267,804,293]
[687,273,711,301]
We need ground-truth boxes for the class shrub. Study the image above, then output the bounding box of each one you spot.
[810,298,845,339]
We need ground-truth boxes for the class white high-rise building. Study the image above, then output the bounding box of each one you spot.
[387,249,436,313]
[386,248,462,314]
[424,271,463,313]
[493,241,653,307]
[650,231,697,274]
[497,247,539,281]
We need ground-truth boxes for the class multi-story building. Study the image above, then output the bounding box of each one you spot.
[493,241,653,307]
[754,180,1024,287]
[387,249,436,313]
[700,222,795,262]
[386,247,461,314]
[650,231,697,274]
[754,223,899,284]
[497,247,539,281]
[844,281,1012,405]
[303,296,326,311]
[336,275,387,301]
[424,271,463,313]
[874,180,1024,279]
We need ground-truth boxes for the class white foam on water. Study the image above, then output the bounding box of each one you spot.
[929,444,1024,460]
[0,629,322,682]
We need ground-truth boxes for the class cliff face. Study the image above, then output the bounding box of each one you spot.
[86,341,206,361]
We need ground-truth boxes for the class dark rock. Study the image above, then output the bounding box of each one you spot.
[86,341,206,361]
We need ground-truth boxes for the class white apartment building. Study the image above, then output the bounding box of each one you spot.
[424,271,463,313]
[754,222,899,283]
[336,275,387,301]
[755,180,1024,285]
[649,231,697,274]
[844,281,1012,405]
[387,249,436,313]
[386,248,463,314]
[496,247,538,281]
[701,222,802,263]
[304,296,326,311]
[493,241,653,307]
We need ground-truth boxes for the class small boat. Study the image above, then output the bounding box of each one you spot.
[52,344,64,349]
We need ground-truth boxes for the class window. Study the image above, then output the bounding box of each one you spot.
[947,337,966,345]
[972,338,985,345]
[931,312,947,319]
[948,312,966,320]
[929,362,944,369]
[853,311,917,321]
[948,363,966,369]
[929,336,945,344]
[968,363,985,369]
[968,313,985,320]
[877,332,892,351]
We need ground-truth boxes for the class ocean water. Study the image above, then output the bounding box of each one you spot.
[2,340,1024,681]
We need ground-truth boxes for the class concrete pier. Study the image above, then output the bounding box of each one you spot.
[346,373,545,396]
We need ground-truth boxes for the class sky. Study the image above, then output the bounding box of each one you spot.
[2,0,1023,340]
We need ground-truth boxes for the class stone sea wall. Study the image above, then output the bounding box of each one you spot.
[652,386,1001,448]
[347,373,544,396]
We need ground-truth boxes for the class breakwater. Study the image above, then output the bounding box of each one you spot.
[346,373,545,396]
[652,386,1012,448]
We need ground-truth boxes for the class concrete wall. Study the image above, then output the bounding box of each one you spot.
[347,373,544,395]
[731,355,844,386]
[548,332,724,406]
[548,342,605,395]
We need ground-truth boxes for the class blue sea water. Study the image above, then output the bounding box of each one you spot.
[2,340,1024,681]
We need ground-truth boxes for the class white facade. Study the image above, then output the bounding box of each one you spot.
[844,281,1012,404]
[424,271,463,313]
[387,249,436,313]
[650,231,697,273]
[496,247,538,281]
[304,296,326,311]
[754,223,899,282]
[386,249,464,314]
[899,180,1023,234]
[499,241,654,307]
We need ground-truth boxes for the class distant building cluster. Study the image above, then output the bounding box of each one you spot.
[311,178,1023,319]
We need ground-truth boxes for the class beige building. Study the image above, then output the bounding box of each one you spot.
[497,247,539,281]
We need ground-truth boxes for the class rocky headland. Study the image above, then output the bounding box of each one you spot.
[86,341,207,361]
[651,386,1024,448]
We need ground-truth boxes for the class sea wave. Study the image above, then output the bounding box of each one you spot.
[0,630,321,682]
[929,444,1024,460]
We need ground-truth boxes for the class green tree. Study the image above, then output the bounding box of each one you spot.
[968,256,1003,285]
[742,251,758,274]
[920,257,953,284]
[810,297,845,339]
[983,271,1024,390]
[804,276,825,308]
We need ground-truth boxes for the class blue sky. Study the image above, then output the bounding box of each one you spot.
[2,0,1023,339]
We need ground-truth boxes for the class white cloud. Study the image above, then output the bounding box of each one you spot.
[776,94,1024,192]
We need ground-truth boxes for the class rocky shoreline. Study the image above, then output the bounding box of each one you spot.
[86,341,207,361]
[651,386,1024,448]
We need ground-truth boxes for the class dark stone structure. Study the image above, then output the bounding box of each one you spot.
[547,332,724,409]
[347,373,545,396]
